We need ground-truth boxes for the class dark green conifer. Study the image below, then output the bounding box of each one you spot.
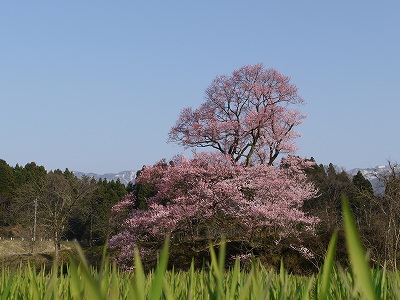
[352,171,374,195]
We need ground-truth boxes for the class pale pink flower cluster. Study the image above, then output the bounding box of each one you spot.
[169,64,305,167]
[109,152,319,268]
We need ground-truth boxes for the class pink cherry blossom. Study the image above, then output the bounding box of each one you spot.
[169,64,305,167]
[109,153,319,267]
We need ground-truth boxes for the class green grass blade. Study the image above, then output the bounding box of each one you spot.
[218,239,226,274]
[228,258,240,298]
[43,261,58,300]
[132,246,146,300]
[279,259,285,285]
[148,236,170,300]
[108,263,120,300]
[68,258,83,299]
[380,263,387,299]
[302,276,314,300]
[100,257,110,298]
[187,259,196,300]
[209,242,224,299]
[1,267,16,300]
[163,276,174,300]
[73,241,103,300]
[342,195,377,300]
[319,230,338,300]
[238,268,254,300]
[278,259,287,300]
[27,261,41,299]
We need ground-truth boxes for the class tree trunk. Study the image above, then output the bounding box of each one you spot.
[54,230,60,262]
[89,213,93,247]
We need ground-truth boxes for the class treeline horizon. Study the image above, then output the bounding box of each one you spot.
[0,159,131,253]
[1,156,400,273]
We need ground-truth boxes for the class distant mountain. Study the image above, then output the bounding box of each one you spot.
[72,165,396,193]
[348,165,393,195]
[73,170,137,185]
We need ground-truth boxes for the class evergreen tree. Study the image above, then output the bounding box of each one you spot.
[66,177,128,246]
[352,171,374,195]
[24,162,47,183]
[0,159,16,226]
[130,168,154,209]
[126,181,134,194]
[0,159,16,200]
[304,162,357,266]
[13,162,47,187]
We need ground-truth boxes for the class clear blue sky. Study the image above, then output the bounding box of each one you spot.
[1,1,399,174]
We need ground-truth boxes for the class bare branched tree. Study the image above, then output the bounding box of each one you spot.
[13,172,94,260]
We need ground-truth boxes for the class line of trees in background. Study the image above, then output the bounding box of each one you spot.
[1,158,400,272]
[304,161,400,271]
[0,159,130,259]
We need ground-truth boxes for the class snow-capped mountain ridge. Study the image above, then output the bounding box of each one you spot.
[73,165,397,192]
[349,165,389,179]
[73,170,136,185]
[348,165,397,195]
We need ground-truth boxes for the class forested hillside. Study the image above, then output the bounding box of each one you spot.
[1,157,400,272]
[0,160,130,251]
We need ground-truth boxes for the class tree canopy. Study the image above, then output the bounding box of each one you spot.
[169,64,305,167]
[109,153,319,267]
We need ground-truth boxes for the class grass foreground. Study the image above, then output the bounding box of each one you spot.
[1,197,399,299]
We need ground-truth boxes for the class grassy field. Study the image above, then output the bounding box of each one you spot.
[0,197,398,299]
